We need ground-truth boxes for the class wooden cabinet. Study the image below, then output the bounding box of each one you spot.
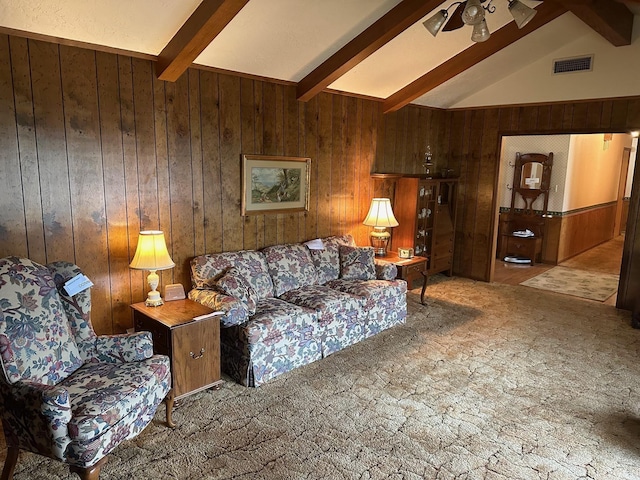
[131,300,223,401]
[391,176,458,276]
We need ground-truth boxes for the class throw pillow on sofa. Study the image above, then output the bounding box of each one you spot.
[214,268,258,316]
[339,246,376,281]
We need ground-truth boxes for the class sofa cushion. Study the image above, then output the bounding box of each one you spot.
[191,250,274,300]
[244,298,318,344]
[279,285,365,327]
[339,246,376,281]
[309,235,355,284]
[213,268,258,316]
[263,244,318,296]
[0,256,83,386]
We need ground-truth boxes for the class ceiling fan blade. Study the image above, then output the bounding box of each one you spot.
[442,2,466,31]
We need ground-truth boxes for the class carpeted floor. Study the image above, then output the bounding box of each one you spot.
[7,276,640,480]
[519,266,620,302]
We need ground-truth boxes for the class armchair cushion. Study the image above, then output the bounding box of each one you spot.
[339,246,376,281]
[63,357,169,442]
[0,256,83,386]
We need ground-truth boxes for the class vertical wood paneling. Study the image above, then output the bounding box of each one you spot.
[3,33,640,332]
[189,69,205,258]
[118,55,144,306]
[283,85,301,244]
[316,94,333,238]
[218,74,243,253]
[440,96,640,287]
[30,41,74,262]
[9,37,45,262]
[0,36,27,258]
[261,82,278,247]
[240,77,257,251]
[96,51,131,327]
[304,96,320,240]
[200,71,223,254]
[59,45,111,333]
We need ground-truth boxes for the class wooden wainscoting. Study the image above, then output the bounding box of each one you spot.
[556,203,617,263]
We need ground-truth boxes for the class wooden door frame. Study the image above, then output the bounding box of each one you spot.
[489,130,638,311]
[614,147,631,236]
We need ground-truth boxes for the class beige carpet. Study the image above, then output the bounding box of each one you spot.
[520,266,620,302]
[7,277,640,479]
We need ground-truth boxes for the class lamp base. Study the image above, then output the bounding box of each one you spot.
[145,270,164,306]
[370,228,391,257]
[145,291,164,307]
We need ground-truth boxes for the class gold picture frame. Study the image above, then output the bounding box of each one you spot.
[241,154,311,216]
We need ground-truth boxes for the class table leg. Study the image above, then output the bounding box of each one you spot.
[420,271,428,305]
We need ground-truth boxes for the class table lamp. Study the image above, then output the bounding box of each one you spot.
[363,198,399,256]
[129,230,175,306]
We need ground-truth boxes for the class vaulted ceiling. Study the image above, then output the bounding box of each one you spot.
[1,0,639,111]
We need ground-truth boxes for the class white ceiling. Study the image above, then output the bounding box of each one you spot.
[1,0,639,109]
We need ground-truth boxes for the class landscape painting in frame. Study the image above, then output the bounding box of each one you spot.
[242,155,311,216]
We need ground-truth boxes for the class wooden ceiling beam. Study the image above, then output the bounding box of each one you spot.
[552,0,634,46]
[156,0,249,82]
[296,0,445,102]
[382,2,567,114]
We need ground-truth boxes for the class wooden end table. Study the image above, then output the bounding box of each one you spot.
[131,299,223,427]
[379,252,429,304]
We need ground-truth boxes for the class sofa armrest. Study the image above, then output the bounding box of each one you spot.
[0,381,72,460]
[92,332,154,363]
[374,260,397,281]
[188,289,249,327]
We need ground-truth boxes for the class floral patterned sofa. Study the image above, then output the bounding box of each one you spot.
[189,235,407,387]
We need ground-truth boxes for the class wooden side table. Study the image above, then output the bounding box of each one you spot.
[379,252,429,304]
[131,299,223,427]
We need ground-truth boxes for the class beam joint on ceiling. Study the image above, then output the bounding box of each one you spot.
[552,0,634,46]
[296,0,446,103]
[382,2,568,114]
[156,0,249,82]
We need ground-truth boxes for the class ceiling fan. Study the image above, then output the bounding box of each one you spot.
[423,0,538,42]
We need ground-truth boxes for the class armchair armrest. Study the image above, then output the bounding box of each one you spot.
[92,332,154,363]
[374,260,397,281]
[0,381,72,460]
[188,288,249,328]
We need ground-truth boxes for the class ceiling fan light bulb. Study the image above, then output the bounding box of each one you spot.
[509,0,537,29]
[423,10,448,37]
[462,0,485,25]
[471,18,491,42]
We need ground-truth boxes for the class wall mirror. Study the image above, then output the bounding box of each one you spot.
[520,162,543,190]
[510,152,553,215]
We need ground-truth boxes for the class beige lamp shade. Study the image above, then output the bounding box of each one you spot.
[363,198,399,228]
[129,231,175,271]
[130,230,175,306]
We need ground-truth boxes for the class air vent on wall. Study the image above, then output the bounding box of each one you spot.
[553,55,593,75]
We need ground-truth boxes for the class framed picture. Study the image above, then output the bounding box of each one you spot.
[241,154,311,216]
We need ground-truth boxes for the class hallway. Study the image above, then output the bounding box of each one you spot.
[493,235,625,306]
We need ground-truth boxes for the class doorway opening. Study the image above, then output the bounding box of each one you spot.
[491,132,637,307]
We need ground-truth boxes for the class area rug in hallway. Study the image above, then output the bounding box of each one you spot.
[520,265,619,301]
[5,278,640,479]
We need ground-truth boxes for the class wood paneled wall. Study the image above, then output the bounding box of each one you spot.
[441,100,640,283]
[3,32,640,332]
[0,34,442,334]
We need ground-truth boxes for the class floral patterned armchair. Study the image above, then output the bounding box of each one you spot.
[0,257,172,480]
